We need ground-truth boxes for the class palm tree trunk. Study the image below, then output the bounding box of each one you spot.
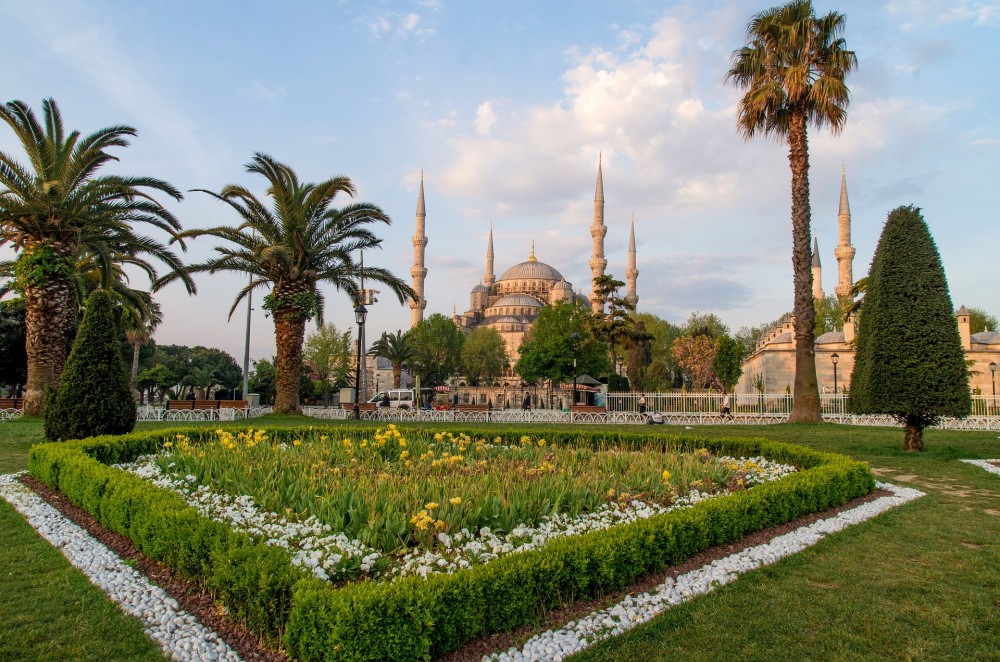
[393,365,401,388]
[131,340,141,402]
[787,107,821,423]
[273,310,306,415]
[22,275,76,416]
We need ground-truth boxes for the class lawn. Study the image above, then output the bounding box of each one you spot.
[1,417,998,661]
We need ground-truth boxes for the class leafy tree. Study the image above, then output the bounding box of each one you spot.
[516,300,610,386]
[625,320,653,391]
[633,313,684,390]
[369,329,414,388]
[147,345,241,395]
[682,310,729,338]
[0,98,194,415]
[727,1,857,422]
[589,274,636,370]
[249,358,277,405]
[406,313,465,386]
[671,335,719,389]
[968,307,998,334]
[0,298,27,392]
[713,336,745,392]
[847,206,970,451]
[136,364,172,404]
[168,153,413,414]
[813,295,847,336]
[303,322,353,404]
[461,327,509,385]
[44,290,136,440]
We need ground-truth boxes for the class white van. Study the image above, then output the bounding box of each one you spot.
[368,389,416,409]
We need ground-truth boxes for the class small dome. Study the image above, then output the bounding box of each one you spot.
[491,293,544,308]
[498,260,563,282]
[816,331,846,344]
[769,331,793,345]
[972,330,1000,345]
[471,283,489,293]
[552,278,572,291]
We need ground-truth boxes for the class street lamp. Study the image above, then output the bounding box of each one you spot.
[570,332,580,409]
[990,361,997,415]
[353,303,368,420]
[831,353,840,395]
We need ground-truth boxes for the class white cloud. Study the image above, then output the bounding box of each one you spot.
[362,10,436,39]
[475,101,497,136]
[248,81,286,100]
[887,1,1000,29]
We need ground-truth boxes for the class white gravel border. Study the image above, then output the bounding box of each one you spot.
[2,473,923,662]
[488,481,925,662]
[960,459,1000,477]
[0,473,241,662]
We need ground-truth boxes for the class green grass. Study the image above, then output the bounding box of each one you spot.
[1,416,998,660]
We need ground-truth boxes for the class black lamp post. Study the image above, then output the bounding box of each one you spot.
[353,303,367,420]
[570,332,580,408]
[990,361,997,414]
[831,352,840,395]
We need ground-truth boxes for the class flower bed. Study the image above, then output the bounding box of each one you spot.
[28,425,874,661]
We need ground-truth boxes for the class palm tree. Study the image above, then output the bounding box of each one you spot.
[182,366,219,400]
[172,153,414,414]
[370,330,414,388]
[726,1,856,422]
[122,297,162,400]
[0,98,194,415]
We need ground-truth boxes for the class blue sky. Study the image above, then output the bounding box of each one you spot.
[2,0,998,364]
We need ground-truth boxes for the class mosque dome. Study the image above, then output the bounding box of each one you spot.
[471,283,489,293]
[552,278,572,291]
[492,294,544,308]
[972,331,1000,345]
[498,260,563,282]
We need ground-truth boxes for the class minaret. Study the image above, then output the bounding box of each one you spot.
[484,222,495,289]
[811,237,824,300]
[589,154,608,314]
[409,171,428,328]
[834,163,855,299]
[625,213,638,308]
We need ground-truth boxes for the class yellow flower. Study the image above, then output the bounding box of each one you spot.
[425,502,439,510]
[662,470,671,480]
[400,450,410,460]
[163,441,173,448]
[607,488,615,498]
[319,435,328,443]
[434,519,447,531]
[538,439,546,447]
[449,497,462,506]
[398,439,406,447]
[292,439,302,447]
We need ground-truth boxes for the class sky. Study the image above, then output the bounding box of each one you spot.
[1,0,998,366]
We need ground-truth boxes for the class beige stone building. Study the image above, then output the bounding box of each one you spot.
[409,158,639,369]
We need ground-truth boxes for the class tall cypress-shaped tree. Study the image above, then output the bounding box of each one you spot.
[847,205,969,451]
[44,290,137,440]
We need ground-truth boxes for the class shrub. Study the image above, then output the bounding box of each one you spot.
[44,289,137,441]
[847,205,970,451]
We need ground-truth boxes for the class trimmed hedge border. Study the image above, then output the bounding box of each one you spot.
[28,426,874,661]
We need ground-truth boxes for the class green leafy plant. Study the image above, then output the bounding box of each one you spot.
[44,289,137,441]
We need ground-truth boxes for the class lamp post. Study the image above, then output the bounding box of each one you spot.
[570,332,580,409]
[830,352,840,413]
[353,303,368,420]
[990,361,997,415]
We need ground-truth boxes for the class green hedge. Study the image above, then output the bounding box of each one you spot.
[29,426,874,660]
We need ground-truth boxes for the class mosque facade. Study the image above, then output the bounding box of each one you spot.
[408,158,638,367]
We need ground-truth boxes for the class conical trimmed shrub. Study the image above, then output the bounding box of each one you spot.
[44,289,137,440]
[847,205,970,450]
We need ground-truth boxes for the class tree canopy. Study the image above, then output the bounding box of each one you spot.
[516,300,610,385]
[461,327,509,385]
[847,205,970,451]
[406,313,465,386]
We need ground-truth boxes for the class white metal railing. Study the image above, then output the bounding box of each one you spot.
[135,405,272,422]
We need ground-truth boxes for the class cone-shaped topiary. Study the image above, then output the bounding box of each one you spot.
[847,205,970,451]
[44,289,137,440]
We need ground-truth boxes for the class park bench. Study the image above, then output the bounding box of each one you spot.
[166,400,221,411]
[218,400,248,409]
[0,397,24,410]
[455,403,491,412]
[570,405,607,414]
[340,402,378,412]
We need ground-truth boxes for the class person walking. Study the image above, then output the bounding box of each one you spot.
[721,391,732,420]
[638,392,647,414]
[522,393,531,410]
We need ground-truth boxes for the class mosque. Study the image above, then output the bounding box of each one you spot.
[407,157,638,366]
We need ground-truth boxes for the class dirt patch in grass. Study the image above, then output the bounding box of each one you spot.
[20,475,885,662]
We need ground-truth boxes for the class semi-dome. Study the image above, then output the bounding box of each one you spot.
[493,315,522,324]
[552,278,572,291]
[471,283,489,293]
[491,293,544,308]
